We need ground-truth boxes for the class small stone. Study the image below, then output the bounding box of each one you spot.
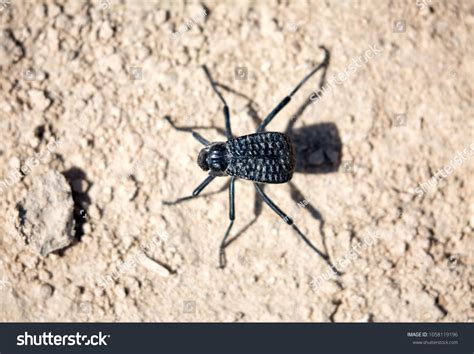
[114,286,127,299]
[28,89,51,111]
[34,70,47,81]
[16,170,76,256]
[34,4,46,18]
[38,269,52,281]
[82,223,92,235]
[39,283,54,298]
[101,186,113,202]
[47,3,61,17]
[64,1,83,16]
[140,254,171,277]
[98,22,114,40]
[8,156,20,169]
[106,54,122,72]
[154,10,168,25]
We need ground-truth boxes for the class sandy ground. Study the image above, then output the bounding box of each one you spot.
[0,0,472,322]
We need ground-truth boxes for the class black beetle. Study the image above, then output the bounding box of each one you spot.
[165,47,338,270]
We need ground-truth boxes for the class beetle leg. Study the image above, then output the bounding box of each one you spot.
[257,46,330,133]
[163,175,215,205]
[202,65,232,140]
[164,115,210,146]
[254,183,341,275]
[219,176,235,268]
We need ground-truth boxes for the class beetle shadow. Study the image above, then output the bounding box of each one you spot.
[289,122,342,174]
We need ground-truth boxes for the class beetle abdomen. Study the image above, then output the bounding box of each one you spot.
[225,132,295,183]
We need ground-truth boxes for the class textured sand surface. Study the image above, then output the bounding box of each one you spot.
[0,0,472,322]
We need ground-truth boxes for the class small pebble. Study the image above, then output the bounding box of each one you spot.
[98,22,114,40]
[40,283,54,298]
[114,286,127,299]
[28,89,51,111]
[141,255,171,277]
[154,10,168,25]
[8,156,20,169]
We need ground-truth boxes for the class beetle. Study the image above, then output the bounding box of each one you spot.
[165,47,338,270]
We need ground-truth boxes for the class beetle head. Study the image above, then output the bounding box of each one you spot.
[197,147,210,171]
[197,143,228,176]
